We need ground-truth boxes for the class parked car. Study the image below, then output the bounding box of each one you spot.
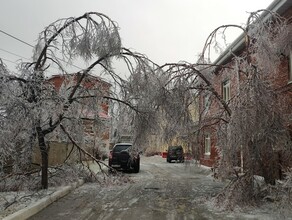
[108,143,140,173]
[166,145,184,163]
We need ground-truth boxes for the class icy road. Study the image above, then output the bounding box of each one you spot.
[29,156,272,220]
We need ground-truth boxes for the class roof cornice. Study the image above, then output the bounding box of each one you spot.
[213,0,291,66]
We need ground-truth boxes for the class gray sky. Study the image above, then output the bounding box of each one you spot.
[0,0,272,74]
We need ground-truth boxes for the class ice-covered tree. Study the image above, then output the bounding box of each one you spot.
[125,9,292,207]
[0,12,156,189]
[197,10,292,208]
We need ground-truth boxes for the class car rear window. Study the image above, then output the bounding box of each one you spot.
[168,146,182,151]
[113,144,131,152]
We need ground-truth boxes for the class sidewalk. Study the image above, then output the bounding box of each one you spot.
[2,180,84,220]
[2,161,105,220]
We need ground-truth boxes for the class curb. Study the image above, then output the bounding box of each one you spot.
[3,179,84,220]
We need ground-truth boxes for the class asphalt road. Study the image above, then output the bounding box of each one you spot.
[28,156,230,220]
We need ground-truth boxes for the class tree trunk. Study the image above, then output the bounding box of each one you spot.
[261,145,276,185]
[40,146,49,189]
[263,169,276,185]
[37,127,49,189]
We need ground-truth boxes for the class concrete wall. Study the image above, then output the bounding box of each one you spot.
[33,142,78,166]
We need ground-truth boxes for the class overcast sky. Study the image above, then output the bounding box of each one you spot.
[0,0,272,74]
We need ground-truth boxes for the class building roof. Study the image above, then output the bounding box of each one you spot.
[213,0,292,66]
[47,73,111,87]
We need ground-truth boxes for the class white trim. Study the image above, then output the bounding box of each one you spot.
[222,80,231,102]
[204,134,211,155]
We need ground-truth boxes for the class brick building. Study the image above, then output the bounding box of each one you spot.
[199,0,292,167]
[48,73,111,161]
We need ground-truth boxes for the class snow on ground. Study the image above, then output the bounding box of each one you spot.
[0,188,56,218]
[1,156,292,219]
[0,160,130,219]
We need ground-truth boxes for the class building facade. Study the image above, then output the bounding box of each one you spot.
[199,0,292,168]
[47,73,111,161]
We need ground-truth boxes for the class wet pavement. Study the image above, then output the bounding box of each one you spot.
[28,156,267,220]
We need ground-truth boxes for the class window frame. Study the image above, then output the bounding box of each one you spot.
[204,133,211,155]
[222,80,231,102]
[203,92,211,111]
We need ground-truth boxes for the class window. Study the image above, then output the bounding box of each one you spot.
[289,51,292,83]
[204,134,211,155]
[222,80,231,102]
[204,93,211,110]
[113,144,131,152]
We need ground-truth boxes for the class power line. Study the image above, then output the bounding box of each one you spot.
[0,47,30,61]
[0,28,83,70]
[0,49,61,76]
[0,55,56,76]
[0,56,18,65]
[0,29,34,48]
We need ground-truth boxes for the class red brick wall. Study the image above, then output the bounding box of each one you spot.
[48,74,111,113]
[199,58,241,167]
[199,6,292,167]
[200,59,292,167]
[48,75,63,91]
[47,74,111,152]
[268,57,292,122]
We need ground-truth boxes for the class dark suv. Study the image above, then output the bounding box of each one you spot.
[166,145,184,163]
[108,143,140,173]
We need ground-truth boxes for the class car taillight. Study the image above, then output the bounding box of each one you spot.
[109,151,113,159]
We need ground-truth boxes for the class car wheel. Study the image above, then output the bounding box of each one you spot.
[133,160,140,173]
